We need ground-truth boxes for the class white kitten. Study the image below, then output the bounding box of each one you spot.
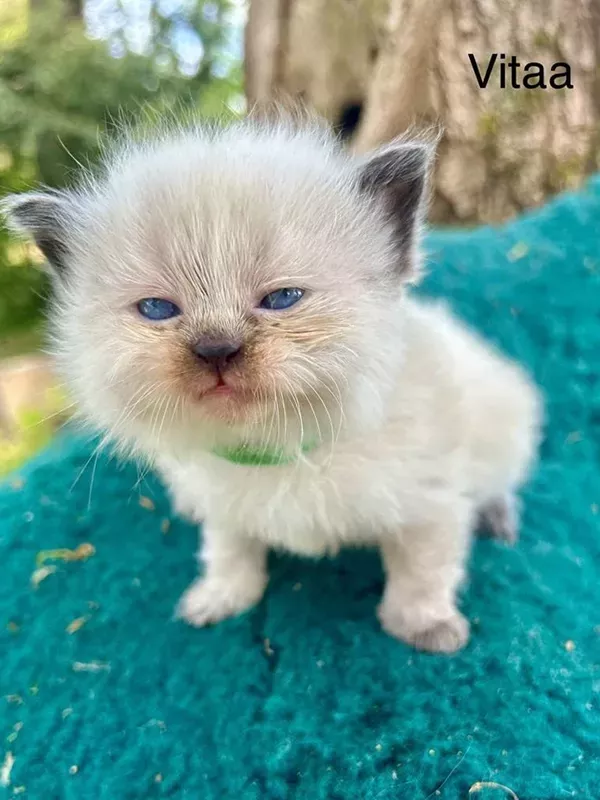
[3,116,542,653]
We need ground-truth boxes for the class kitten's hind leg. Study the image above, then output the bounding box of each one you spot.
[377,501,473,654]
[476,493,520,545]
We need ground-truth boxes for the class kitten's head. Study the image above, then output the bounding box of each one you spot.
[2,118,434,458]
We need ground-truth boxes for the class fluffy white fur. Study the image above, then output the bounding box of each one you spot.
[3,116,542,653]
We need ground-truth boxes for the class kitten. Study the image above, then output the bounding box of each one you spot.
[2,117,542,653]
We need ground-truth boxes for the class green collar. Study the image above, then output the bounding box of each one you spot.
[211,441,316,466]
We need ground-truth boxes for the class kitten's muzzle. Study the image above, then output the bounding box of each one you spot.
[191,337,243,372]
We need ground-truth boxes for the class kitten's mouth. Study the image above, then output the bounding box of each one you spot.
[202,379,232,397]
[199,376,249,403]
[206,383,234,397]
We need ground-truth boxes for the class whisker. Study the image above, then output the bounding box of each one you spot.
[21,401,78,430]
[70,437,108,495]
[87,447,100,510]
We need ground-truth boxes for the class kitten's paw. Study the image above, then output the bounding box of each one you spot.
[378,603,470,654]
[477,494,520,545]
[409,615,470,654]
[175,574,266,627]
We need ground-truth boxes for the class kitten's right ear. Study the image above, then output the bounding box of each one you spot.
[1,190,74,276]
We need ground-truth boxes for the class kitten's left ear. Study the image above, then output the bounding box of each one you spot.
[1,189,75,277]
[357,138,435,277]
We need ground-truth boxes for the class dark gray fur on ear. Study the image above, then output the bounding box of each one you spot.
[358,138,434,275]
[1,189,74,275]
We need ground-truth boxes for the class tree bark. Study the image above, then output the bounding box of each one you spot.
[352,0,444,152]
[245,0,288,109]
[245,0,389,123]
[245,0,600,223]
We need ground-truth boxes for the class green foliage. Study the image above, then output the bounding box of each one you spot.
[0,0,242,349]
[0,385,69,478]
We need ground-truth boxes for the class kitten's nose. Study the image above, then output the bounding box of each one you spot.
[191,338,243,371]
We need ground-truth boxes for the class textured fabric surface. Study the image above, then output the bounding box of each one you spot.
[1,180,600,800]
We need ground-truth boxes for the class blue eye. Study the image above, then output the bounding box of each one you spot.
[137,298,181,321]
[259,288,305,310]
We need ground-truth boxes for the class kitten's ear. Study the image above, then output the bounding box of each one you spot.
[1,190,75,276]
[357,138,434,277]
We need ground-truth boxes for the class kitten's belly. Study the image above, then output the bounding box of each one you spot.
[160,454,411,556]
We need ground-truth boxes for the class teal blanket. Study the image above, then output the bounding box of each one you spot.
[1,180,599,799]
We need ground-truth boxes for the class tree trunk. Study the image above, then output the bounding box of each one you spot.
[351,0,444,152]
[245,0,600,223]
[245,0,389,125]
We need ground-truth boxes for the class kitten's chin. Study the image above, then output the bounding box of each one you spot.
[192,385,261,423]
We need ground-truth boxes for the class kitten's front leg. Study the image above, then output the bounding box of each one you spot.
[176,525,268,627]
[377,504,473,654]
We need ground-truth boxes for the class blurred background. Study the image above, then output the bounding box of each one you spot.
[0,0,598,473]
